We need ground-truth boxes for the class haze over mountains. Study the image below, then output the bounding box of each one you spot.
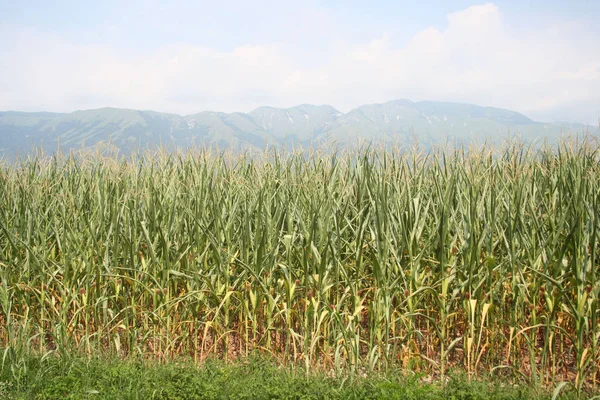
[0,99,596,159]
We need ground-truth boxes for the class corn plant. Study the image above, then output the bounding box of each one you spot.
[0,139,598,396]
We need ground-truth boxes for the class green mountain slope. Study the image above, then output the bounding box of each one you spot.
[249,104,342,144]
[0,100,596,159]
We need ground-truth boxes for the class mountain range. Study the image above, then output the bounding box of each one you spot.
[1,99,596,159]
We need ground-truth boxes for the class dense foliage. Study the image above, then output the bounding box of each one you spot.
[1,140,599,396]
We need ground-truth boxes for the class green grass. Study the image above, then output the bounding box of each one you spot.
[0,354,570,399]
[0,139,599,397]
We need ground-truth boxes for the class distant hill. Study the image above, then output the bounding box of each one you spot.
[0,100,596,159]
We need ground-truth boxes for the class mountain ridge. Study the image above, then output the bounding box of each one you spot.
[1,99,596,159]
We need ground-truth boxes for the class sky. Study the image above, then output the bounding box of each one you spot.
[0,0,599,123]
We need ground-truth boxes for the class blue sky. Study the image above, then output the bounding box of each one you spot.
[1,1,599,123]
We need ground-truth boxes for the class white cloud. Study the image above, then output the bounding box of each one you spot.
[0,2,599,124]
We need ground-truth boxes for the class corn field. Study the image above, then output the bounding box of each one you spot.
[0,141,599,393]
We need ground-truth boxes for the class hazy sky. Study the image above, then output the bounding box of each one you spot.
[1,1,599,123]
